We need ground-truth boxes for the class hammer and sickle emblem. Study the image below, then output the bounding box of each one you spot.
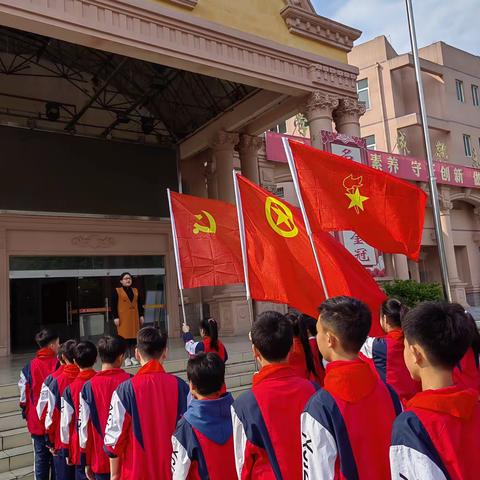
[265,197,298,238]
[193,210,217,235]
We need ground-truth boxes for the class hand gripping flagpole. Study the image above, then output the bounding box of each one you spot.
[167,188,188,326]
[282,137,330,300]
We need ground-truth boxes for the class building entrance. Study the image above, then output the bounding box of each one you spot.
[9,255,166,353]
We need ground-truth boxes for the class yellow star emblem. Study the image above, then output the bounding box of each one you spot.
[345,188,369,213]
[265,197,298,238]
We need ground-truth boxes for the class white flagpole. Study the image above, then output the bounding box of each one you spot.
[282,137,330,299]
[167,188,188,325]
[405,0,452,301]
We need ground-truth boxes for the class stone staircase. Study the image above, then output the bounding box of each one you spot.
[0,353,255,480]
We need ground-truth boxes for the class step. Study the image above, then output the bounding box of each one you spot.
[0,387,18,402]
[0,465,34,480]
[0,446,32,473]
[0,428,29,451]
[0,414,24,433]
[0,399,17,416]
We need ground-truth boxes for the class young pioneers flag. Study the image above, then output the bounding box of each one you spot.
[288,140,427,261]
[168,191,243,288]
[235,174,386,334]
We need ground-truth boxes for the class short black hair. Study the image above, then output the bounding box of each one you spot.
[318,296,371,354]
[35,328,59,348]
[251,311,293,362]
[73,341,97,369]
[187,352,225,396]
[59,339,77,363]
[137,327,167,359]
[97,336,128,364]
[403,301,472,369]
[381,298,408,329]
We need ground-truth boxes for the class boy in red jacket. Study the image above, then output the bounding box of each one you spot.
[60,341,97,480]
[390,301,480,479]
[232,311,317,480]
[19,328,59,480]
[172,352,236,480]
[79,336,130,480]
[301,296,401,480]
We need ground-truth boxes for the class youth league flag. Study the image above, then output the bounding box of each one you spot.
[168,191,243,289]
[234,173,386,334]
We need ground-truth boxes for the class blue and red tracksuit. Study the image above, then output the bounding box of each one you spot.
[79,368,131,477]
[361,329,421,403]
[172,393,236,480]
[390,386,480,479]
[182,333,228,362]
[37,365,65,425]
[60,369,96,471]
[104,360,189,480]
[301,357,402,479]
[232,364,317,479]
[453,347,480,391]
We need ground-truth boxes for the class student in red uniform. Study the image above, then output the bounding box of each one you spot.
[60,342,97,480]
[360,298,420,403]
[19,328,60,480]
[171,352,236,480]
[231,311,317,480]
[182,318,228,363]
[301,296,401,480]
[79,336,130,480]
[43,340,80,480]
[104,327,188,480]
[390,301,480,480]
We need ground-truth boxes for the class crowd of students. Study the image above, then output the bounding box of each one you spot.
[19,296,480,480]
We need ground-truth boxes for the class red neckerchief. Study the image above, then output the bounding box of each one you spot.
[78,369,96,381]
[252,363,296,387]
[387,329,404,342]
[37,347,56,359]
[97,368,126,377]
[63,364,80,379]
[407,386,479,420]
[136,359,166,375]
[324,357,377,403]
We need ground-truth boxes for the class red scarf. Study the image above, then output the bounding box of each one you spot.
[37,347,56,359]
[63,364,80,379]
[78,369,96,381]
[387,329,404,342]
[137,359,166,375]
[252,363,295,387]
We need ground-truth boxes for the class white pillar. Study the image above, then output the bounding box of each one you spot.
[303,91,339,148]
[393,254,410,280]
[239,134,263,184]
[333,98,366,138]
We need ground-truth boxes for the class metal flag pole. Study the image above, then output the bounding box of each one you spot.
[166,188,188,325]
[282,137,330,299]
[405,0,452,301]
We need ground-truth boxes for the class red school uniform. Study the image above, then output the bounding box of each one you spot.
[231,364,317,480]
[453,347,480,391]
[390,386,480,480]
[301,357,402,480]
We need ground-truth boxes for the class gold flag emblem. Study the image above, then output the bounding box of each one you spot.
[193,210,217,234]
[343,174,369,214]
[265,197,298,238]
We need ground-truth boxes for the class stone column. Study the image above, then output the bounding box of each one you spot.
[393,254,410,280]
[408,259,421,283]
[0,227,8,355]
[333,98,366,138]
[239,134,263,184]
[303,91,339,147]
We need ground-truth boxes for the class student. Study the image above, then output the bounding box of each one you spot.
[360,298,420,403]
[104,327,189,480]
[182,318,228,363]
[172,352,236,480]
[301,296,401,480]
[44,340,80,480]
[79,336,130,480]
[231,311,317,480]
[390,301,480,479]
[60,341,97,480]
[19,328,60,480]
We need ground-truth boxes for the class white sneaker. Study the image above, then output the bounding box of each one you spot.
[124,357,132,367]
[130,357,139,366]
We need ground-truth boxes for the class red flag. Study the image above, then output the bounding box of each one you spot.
[169,191,243,288]
[236,174,385,335]
[289,140,427,260]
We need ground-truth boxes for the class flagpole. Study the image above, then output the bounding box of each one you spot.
[282,138,330,299]
[405,0,452,301]
[167,189,188,325]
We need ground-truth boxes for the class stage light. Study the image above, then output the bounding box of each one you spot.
[45,102,60,121]
[141,116,155,135]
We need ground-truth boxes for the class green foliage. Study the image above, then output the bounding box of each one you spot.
[382,280,443,308]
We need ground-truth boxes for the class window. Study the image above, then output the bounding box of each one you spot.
[472,85,480,107]
[356,78,370,110]
[456,79,465,102]
[270,121,287,134]
[463,134,472,157]
[363,134,376,150]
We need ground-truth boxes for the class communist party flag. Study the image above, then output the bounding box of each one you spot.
[169,191,243,288]
[288,140,427,260]
[236,174,385,335]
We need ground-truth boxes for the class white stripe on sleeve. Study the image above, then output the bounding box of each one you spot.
[36,381,49,420]
[44,386,56,429]
[360,336,375,359]
[104,390,126,449]
[60,396,74,444]
[231,405,247,479]
[389,445,447,480]
[18,372,27,404]
[171,435,191,480]
[78,391,91,449]
[184,340,200,356]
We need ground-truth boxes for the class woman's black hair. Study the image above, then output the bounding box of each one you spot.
[381,298,408,329]
[291,314,317,377]
[200,318,219,351]
[119,272,132,281]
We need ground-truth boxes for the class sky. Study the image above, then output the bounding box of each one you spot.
[311,0,480,56]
